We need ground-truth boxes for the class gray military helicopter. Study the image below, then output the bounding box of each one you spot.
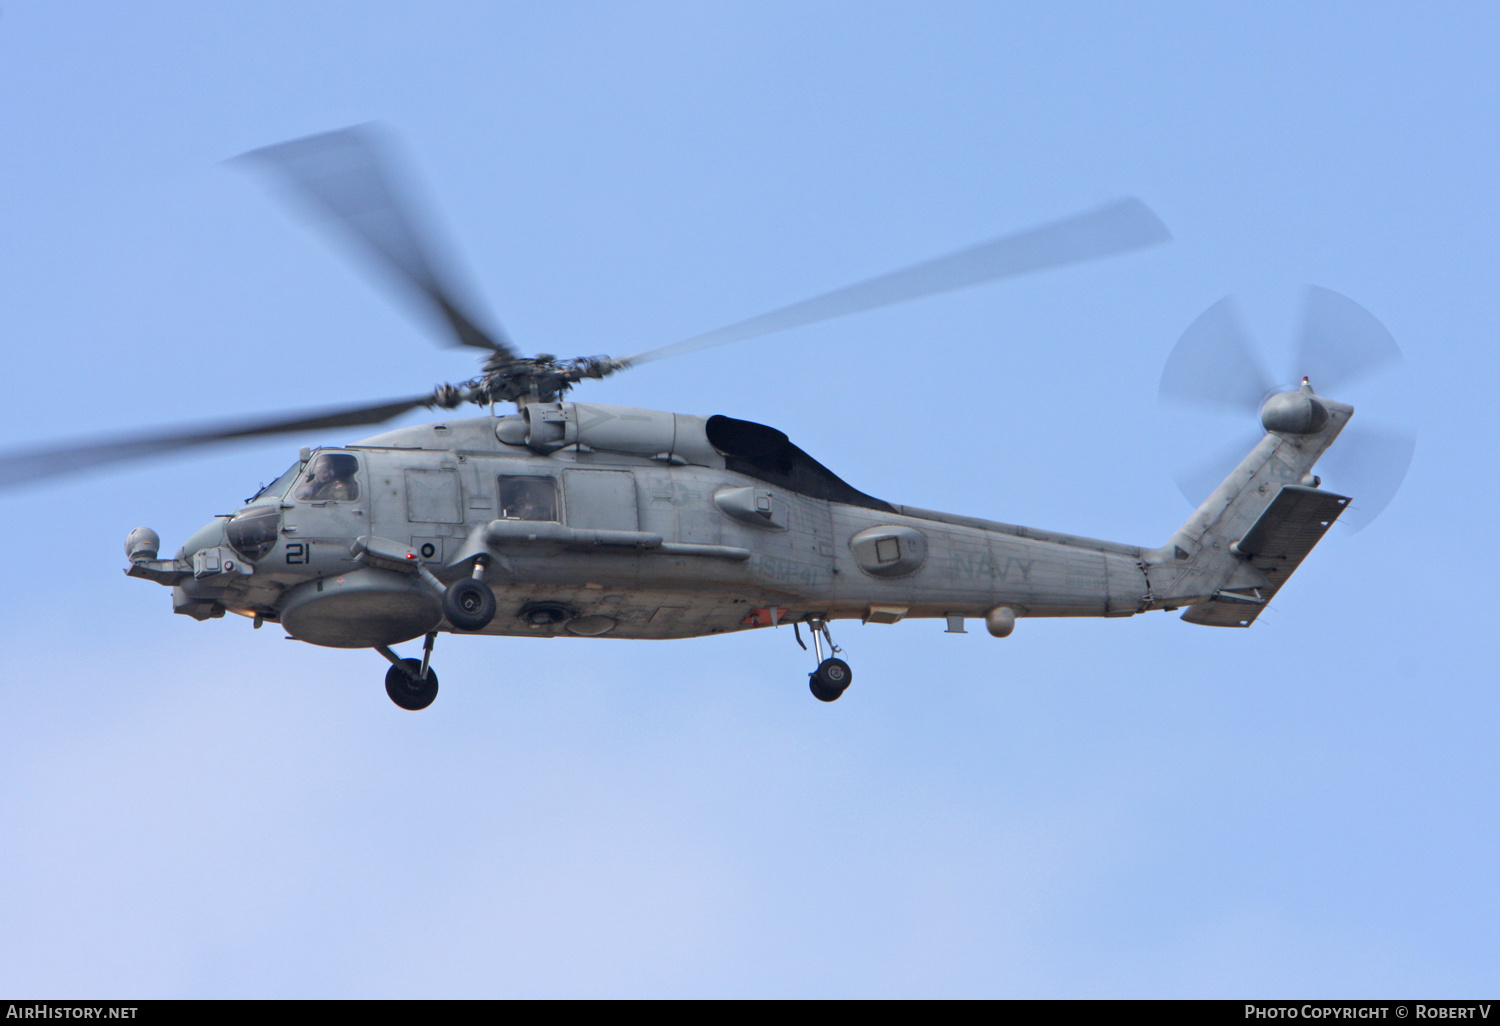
[1,127,1413,710]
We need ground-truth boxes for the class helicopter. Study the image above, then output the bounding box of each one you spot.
[1,127,1413,710]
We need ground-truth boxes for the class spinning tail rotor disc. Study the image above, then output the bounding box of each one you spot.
[1158,287,1416,531]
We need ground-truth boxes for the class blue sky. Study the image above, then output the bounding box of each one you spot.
[0,2,1496,997]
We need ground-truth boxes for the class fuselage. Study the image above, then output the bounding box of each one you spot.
[155,402,1153,647]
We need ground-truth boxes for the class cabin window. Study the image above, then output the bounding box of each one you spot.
[293,453,361,502]
[499,475,558,521]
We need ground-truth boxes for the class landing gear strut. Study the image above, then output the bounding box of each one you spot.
[377,632,439,710]
[800,617,852,703]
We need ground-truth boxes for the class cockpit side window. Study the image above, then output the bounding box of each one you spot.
[499,475,557,521]
[294,453,361,502]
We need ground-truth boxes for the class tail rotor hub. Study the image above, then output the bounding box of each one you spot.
[1260,377,1330,435]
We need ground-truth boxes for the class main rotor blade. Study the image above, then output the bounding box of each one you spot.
[1294,285,1402,394]
[620,197,1171,366]
[238,125,516,358]
[1158,296,1276,415]
[0,395,431,491]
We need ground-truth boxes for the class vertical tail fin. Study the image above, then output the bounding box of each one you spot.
[1143,388,1353,626]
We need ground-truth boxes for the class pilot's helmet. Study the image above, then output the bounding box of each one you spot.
[319,453,359,479]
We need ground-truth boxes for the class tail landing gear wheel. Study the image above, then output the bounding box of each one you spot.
[443,578,496,631]
[385,659,439,711]
[809,657,852,703]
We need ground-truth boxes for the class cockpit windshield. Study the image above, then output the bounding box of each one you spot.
[250,460,305,502]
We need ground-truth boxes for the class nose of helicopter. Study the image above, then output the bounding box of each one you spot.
[177,516,230,562]
[123,516,236,614]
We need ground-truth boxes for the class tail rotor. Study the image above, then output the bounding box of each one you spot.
[1158,287,1416,532]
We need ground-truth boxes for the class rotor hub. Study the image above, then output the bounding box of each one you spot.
[449,353,624,408]
[1260,377,1330,435]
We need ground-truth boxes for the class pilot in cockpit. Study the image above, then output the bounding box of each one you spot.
[295,453,360,502]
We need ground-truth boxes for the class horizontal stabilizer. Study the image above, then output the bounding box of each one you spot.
[1181,485,1350,627]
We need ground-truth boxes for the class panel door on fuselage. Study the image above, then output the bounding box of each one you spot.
[405,468,463,525]
[562,468,639,531]
[404,466,465,566]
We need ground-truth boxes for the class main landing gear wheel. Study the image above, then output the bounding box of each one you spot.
[443,578,496,631]
[809,657,852,703]
[385,658,439,711]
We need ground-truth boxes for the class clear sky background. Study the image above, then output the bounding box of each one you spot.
[0,2,1496,998]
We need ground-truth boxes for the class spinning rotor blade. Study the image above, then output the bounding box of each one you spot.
[1158,297,1275,414]
[239,125,516,358]
[1312,422,1416,532]
[0,395,432,491]
[1160,289,1415,532]
[1295,285,1403,393]
[1171,428,1264,508]
[621,197,1170,366]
